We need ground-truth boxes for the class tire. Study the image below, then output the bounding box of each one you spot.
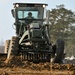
[11,36,19,55]
[5,36,19,63]
[4,40,10,53]
[53,38,65,63]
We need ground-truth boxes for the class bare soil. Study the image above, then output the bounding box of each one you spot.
[0,55,75,75]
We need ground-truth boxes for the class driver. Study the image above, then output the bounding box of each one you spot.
[25,12,34,29]
[25,12,34,19]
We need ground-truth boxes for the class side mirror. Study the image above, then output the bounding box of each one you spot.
[11,9,15,18]
[46,10,50,24]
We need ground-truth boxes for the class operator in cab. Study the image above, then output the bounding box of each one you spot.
[25,12,34,30]
[25,12,34,25]
[25,12,34,19]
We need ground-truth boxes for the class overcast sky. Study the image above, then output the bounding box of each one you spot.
[0,0,75,42]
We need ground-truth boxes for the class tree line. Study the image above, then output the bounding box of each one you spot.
[48,4,75,56]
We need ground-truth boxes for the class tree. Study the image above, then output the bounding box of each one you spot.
[49,5,75,56]
[49,4,75,42]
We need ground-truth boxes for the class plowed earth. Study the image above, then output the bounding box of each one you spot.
[0,55,75,75]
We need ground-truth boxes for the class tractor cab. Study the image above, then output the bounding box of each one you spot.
[11,3,48,36]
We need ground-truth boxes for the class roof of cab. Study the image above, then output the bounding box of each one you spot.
[14,3,48,5]
[13,3,48,7]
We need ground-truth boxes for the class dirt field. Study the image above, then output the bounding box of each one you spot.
[0,55,75,75]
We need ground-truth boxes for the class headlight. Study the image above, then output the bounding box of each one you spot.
[16,4,19,7]
[43,5,46,8]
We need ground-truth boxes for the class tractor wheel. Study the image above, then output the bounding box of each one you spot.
[53,38,64,63]
[5,36,19,64]
[11,36,19,55]
[4,40,10,53]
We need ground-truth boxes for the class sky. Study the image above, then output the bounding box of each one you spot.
[0,0,75,42]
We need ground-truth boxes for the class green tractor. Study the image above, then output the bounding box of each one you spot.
[4,3,65,63]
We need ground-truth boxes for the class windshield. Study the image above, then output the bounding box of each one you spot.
[18,11,38,19]
[17,7,44,20]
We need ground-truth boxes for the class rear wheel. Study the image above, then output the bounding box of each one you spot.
[7,36,19,59]
[5,40,10,53]
[11,36,19,55]
[5,36,19,64]
[52,38,64,63]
